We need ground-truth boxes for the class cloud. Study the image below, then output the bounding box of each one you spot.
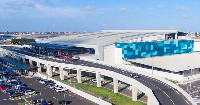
[119,7,128,13]
[157,4,164,8]
[33,4,83,18]
[81,6,96,12]
[4,1,35,9]
[182,14,188,19]
[148,7,155,10]
[176,5,189,11]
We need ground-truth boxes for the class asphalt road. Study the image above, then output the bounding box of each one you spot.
[2,46,193,105]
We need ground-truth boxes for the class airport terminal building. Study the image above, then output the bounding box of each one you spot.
[30,30,200,82]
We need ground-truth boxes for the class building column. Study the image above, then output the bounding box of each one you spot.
[47,64,52,77]
[96,72,101,87]
[132,86,137,101]
[59,66,64,80]
[23,58,26,63]
[77,69,82,83]
[29,59,33,66]
[37,62,41,72]
[113,77,118,93]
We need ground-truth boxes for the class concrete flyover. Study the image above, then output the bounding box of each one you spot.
[0,46,196,105]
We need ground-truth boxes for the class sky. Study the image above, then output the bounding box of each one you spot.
[0,0,200,32]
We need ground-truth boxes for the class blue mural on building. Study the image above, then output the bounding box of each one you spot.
[115,40,194,60]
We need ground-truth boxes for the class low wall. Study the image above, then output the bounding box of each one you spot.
[37,73,111,105]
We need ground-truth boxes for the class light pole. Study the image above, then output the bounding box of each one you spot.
[151,53,154,77]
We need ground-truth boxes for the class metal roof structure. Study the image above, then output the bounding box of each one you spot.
[38,30,178,46]
[29,42,69,49]
[128,52,200,72]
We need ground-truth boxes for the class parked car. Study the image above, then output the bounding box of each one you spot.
[71,56,79,61]
[10,92,23,98]
[25,90,36,95]
[130,73,140,78]
[66,55,73,58]
[92,79,97,83]
[55,87,68,92]
[59,100,67,105]
[39,79,45,84]
[59,54,64,57]
[0,86,9,90]
[47,83,55,89]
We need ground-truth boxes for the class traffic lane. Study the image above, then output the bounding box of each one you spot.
[138,76,191,105]
[2,46,191,105]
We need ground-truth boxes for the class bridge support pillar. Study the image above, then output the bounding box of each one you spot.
[113,77,118,93]
[132,86,137,101]
[52,67,56,72]
[37,62,41,72]
[59,66,64,80]
[96,72,101,87]
[47,64,52,77]
[77,69,82,83]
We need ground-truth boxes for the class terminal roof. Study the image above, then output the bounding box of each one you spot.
[38,30,178,46]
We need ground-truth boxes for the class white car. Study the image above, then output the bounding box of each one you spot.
[55,87,68,92]
[71,56,79,61]
[25,90,36,95]
[39,80,45,84]
[92,79,97,83]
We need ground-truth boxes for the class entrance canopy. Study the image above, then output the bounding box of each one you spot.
[29,42,69,49]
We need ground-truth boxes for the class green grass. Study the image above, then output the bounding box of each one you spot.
[166,78,179,84]
[53,77,146,105]
[18,101,31,105]
[12,94,36,100]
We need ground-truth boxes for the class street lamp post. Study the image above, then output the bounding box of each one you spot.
[152,54,154,77]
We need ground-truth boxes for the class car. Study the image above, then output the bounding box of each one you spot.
[39,79,45,84]
[66,55,73,58]
[10,92,23,98]
[59,54,64,57]
[71,56,79,61]
[92,79,97,83]
[54,54,60,57]
[59,100,67,105]
[31,99,37,104]
[47,83,55,89]
[53,85,63,90]
[24,90,36,95]
[7,90,16,95]
[0,86,8,90]
[55,87,68,92]
[130,73,140,78]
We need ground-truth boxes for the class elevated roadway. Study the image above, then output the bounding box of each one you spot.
[0,46,194,105]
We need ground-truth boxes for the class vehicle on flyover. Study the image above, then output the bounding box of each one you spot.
[130,73,140,78]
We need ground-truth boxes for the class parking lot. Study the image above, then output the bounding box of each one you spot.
[0,71,97,105]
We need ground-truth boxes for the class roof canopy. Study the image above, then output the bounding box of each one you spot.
[29,42,69,49]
